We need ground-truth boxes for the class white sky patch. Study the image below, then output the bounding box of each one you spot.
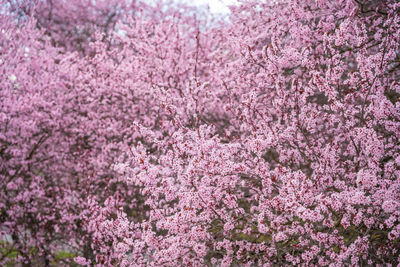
[182,0,238,15]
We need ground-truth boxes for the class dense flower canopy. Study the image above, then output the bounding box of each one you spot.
[1,0,399,266]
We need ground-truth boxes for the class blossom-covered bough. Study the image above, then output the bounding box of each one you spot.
[0,0,399,266]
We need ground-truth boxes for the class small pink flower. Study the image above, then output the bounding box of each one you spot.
[74,256,90,266]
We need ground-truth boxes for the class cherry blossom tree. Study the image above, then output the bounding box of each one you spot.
[1,0,399,266]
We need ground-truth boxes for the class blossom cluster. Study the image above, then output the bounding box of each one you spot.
[0,0,399,266]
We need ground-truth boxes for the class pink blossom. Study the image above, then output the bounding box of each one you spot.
[1,0,399,265]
